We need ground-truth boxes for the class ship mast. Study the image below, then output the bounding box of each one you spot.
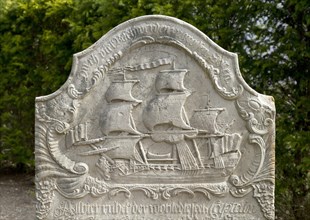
[143,64,200,170]
[143,67,193,131]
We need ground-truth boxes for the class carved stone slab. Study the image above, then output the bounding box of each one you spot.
[35,15,275,220]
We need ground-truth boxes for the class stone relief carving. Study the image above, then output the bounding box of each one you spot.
[35,15,275,219]
[229,96,275,219]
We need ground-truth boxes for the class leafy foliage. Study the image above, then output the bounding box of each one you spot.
[0,0,309,219]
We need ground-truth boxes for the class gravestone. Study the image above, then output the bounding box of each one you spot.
[35,15,275,220]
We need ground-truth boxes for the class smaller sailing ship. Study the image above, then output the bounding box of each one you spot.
[190,106,242,169]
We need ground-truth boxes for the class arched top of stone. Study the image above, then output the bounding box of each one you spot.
[36,15,262,101]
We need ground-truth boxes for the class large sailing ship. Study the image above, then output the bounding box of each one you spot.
[66,60,242,184]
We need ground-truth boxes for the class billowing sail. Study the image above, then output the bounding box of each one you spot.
[101,102,140,135]
[143,92,192,131]
[190,108,224,134]
[155,69,188,93]
[208,133,242,168]
[104,137,141,160]
[222,133,242,153]
[65,122,88,148]
[105,80,142,103]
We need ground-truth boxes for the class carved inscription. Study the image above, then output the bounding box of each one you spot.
[54,200,260,220]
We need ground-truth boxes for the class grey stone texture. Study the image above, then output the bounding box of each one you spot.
[35,15,275,220]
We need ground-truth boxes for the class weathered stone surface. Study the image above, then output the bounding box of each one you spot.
[35,15,275,220]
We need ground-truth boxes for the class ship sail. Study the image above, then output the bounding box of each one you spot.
[105,80,142,103]
[155,69,187,93]
[190,108,224,134]
[222,133,242,153]
[103,137,141,160]
[101,102,141,135]
[143,92,192,131]
[207,133,242,168]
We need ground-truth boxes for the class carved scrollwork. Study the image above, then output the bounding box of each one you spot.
[36,94,81,132]
[36,122,73,181]
[236,98,274,135]
[52,176,108,200]
[36,178,56,220]
[102,183,229,201]
[35,119,89,217]
[192,52,243,100]
[229,132,275,202]
[230,95,275,218]
[229,186,253,198]
[159,184,229,200]
[36,106,88,179]
[161,186,195,199]
[253,181,275,220]
[36,103,70,132]
[51,179,230,202]
[207,65,243,100]
[230,134,266,188]
[231,97,275,186]
[68,84,84,99]
[82,176,109,197]
[46,124,89,175]
[108,186,131,198]
[130,186,159,199]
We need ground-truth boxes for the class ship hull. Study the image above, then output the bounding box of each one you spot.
[108,151,240,184]
[109,168,232,184]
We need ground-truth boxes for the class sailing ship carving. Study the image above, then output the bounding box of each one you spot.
[66,59,242,183]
